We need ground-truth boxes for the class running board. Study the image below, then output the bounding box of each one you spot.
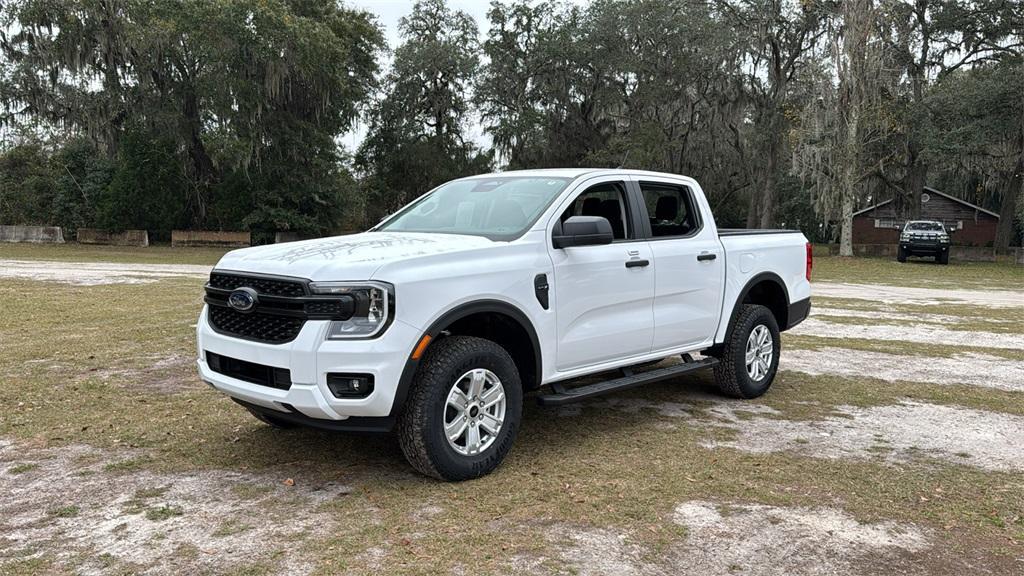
[536,357,719,406]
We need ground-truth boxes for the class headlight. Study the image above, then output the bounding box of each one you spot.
[939,234,949,242]
[900,233,909,241]
[309,281,394,339]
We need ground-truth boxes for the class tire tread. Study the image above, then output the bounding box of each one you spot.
[397,335,520,481]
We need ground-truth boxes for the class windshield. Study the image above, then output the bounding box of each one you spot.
[377,176,572,240]
[906,222,943,231]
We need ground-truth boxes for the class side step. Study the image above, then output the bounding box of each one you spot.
[536,356,719,406]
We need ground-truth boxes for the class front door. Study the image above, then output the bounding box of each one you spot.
[548,178,655,371]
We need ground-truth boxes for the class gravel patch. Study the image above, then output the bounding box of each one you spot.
[703,401,1024,471]
[782,347,1024,391]
[813,282,1023,309]
[523,502,930,576]
[789,317,1024,350]
[669,500,930,575]
[0,440,369,574]
[814,307,965,324]
[0,259,211,285]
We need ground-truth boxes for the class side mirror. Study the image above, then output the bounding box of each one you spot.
[553,216,614,249]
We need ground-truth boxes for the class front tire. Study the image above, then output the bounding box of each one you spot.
[897,246,907,262]
[397,336,523,481]
[713,304,781,399]
[938,250,949,265]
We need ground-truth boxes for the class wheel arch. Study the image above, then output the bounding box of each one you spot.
[390,299,542,419]
[724,272,790,338]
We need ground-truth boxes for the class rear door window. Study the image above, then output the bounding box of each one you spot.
[639,183,700,238]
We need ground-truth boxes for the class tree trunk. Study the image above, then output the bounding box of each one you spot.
[746,187,760,228]
[758,126,781,229]
[840,187,855,256]
[905,142,927,219]
[182,87,214,226]
[995,130,1023,251]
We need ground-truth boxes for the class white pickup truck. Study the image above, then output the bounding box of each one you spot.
[197,169,811,480]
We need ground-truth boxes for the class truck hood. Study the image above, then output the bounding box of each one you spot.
[214,232,498,280]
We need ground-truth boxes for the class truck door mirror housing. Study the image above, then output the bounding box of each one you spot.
[553,216,615,249]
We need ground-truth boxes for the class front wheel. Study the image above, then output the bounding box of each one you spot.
[712,304,781,399]
[938,250,949,265]
[897,246,907,262]
[397,336,523,481]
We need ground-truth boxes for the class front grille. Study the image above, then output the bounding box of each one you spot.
[208,306,305,344]
[204,271,356,344]
[206,351,291,390]
[209,272,307,297]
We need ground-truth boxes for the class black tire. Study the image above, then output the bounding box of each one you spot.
[938,251,949,265]
[397,336,523,481]
[712,304,781,399]
[246,407,298,429]
[897,246,907,262]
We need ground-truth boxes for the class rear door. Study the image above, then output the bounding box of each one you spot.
[547,176,655,371]
[635,177,725,351]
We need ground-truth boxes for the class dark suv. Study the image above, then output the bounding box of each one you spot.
[898,220,950,264]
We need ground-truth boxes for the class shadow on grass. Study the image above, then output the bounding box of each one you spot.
[179,369,728,483]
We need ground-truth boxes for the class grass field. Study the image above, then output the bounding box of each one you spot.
[1,245,1022,575]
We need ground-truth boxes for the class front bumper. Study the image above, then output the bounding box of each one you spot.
[196,304,421,426]
[900,240,948,255]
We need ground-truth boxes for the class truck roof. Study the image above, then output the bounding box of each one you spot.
[463,168,695,181]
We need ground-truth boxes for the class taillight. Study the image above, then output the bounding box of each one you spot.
[805,242,813,282]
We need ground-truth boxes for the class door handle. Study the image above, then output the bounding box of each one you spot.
[697,253,717,262]
[625,259,650,268]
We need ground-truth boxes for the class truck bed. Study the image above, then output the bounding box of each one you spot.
[718,229,801,237]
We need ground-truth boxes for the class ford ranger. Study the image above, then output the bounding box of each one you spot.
[196,169,812,480]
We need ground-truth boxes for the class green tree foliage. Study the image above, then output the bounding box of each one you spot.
[926,57,1024,248]
[357,0,491,223]
[0,0,384,236]
[1,0,1022,247]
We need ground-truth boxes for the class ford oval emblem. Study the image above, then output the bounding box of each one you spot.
[227,287,258,313]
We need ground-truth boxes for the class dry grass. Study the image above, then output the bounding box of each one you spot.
[0,242,229,265]
[812,254,1023,289]
[1,249,1022,574]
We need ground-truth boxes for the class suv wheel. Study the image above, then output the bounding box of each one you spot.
[937,250,949,265]
[713,304,781,399]
[897,246,907,262]
[398,336,523,481]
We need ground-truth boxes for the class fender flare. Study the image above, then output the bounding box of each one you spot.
[721,272,790,340]
[388,299,542,420]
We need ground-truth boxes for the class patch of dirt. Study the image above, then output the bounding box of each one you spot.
[668,500,931,575]
[87,353,199,394]
[812,306,1010,325]
[0,439,372,575]
[790,317,1024,350]
[0,259,211,285]
[813,282,1023,309]
[782,347,1024,392]
[520,502,933,576]
[703,401,1024,472]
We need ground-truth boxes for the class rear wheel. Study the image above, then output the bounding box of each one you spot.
[398,336,522,481]
[713,304,781,399]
